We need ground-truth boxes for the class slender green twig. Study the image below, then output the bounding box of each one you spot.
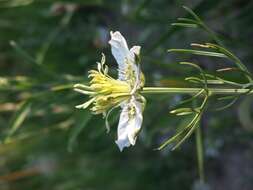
[196,126,205,182]
[36,9,74,65]
[181,6,223,46]
[141,87,253,95]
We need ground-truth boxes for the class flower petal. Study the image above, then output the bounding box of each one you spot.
[115,97,143,151]
[115,104,131,151]
[129,46,141,86]
[109,31,130,80]
[127,98,143,145]
[109,31,142,85]
[130,46,141,57]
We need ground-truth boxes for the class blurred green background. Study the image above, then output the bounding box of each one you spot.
[0,0,253,189]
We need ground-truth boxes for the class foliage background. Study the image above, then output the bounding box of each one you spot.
[0,0,252,189]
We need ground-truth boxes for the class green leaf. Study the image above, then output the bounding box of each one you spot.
[157,113,199,150]
[182,6,202,22]
[171,23,198,28]
[5,101,32,143]
[214,97,239,111]
[67,111,92,152]
[10,41,37,64]
[179,89,205,105]
[192,43,252,83]
[172,115,201,150]
[168,49,227,58]
[180,62,208,90]
[217,67,253,80]
[177,18,199,24]
[0,0,34,8]
[170,108,195,115]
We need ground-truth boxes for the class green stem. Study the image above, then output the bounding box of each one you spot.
[196,125,205,183]
[200,22,224,46]
[141,87,253,95]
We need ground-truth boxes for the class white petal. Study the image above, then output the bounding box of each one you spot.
[115,105,131,151]
[109,31,129,80]
[109,31,142,83]
[130,46,141,57]
[128,46,141,83]
[127,99,143,145]
[115,97,143,151]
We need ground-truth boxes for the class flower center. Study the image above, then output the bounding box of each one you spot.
[89,70,131,95]
[88,70,132,114]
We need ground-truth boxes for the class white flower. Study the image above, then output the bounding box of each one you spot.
[74,31,145,151]
[109,31,145,151]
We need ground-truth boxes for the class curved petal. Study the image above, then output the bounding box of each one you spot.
[115,104,131,151]
[129,46,141,58]
[127,99,143,145]
[109,31,142,86]
[109,31,130,81]
[129,46,141,88]
[115,97,143,151]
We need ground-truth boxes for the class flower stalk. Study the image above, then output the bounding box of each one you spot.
[196,124,205,183]
[141,87,253,95]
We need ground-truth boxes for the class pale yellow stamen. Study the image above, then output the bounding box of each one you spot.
[74,54,133,114]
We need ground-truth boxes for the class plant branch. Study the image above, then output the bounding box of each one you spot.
[141,87,253,95]
[196,126,205,182]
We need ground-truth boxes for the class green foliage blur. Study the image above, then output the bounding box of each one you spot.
[0,0,252,189]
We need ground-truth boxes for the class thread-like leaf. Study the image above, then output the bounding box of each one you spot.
[68,112,92,152]
[168,49,227,58]
[171,23,198,28]
[5,101,32,142]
